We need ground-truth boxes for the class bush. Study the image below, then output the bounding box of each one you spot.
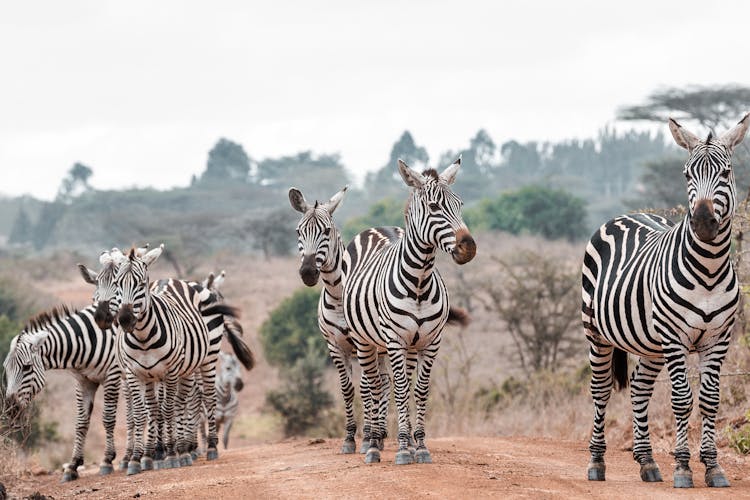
[342,197,404,242]
[466,185,588,241]
[259,287,327,368]
[726,410,750,455]
[266,345,333,436]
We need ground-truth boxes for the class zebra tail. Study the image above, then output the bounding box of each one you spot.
[447,306,470,327]
[612,347,629,391]
[202,303,241,320]
[224,318,255,371]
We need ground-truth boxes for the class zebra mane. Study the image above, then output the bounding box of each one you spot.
[422,168,439,180]
[23,304,76,335]
[706,131,714,143]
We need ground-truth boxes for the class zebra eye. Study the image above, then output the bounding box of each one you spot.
[323,227,331,236]
[428,202,441,212]
[22,363,32,371]
[719,168,731,179]
[683,167,691,179]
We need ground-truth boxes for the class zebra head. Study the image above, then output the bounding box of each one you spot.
[218,351,243,392]
[2,330,49,411]
[398,158,476,264]
[669,114,749,243]
[289,186,348,286]
[202,270,227,302]
[78,248,128,329]
[115,245,163,333]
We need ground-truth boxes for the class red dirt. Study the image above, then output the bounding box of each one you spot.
[7,436,750,499]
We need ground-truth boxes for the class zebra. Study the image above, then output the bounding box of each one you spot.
[207,351,244,450]
[582,114,749,488]
[111,245,250,474]
[289,186,408,454]
[343,158,475,465]
[2,305,121,482]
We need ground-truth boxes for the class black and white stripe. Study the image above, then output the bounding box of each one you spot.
[582,114,749,488]
[343,158,476,465]
[2,305,120,482]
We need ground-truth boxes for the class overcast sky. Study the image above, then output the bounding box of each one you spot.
[1,0,749,200]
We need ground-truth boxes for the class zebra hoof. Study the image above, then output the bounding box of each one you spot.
[587,461,606,481]
[140,457,154,471]
[395,449,414,465]
[179,454,193,467]
[415,448,432,464]
[341,440,356,454]
[118,459,129,471]
[673,467,694,488]
[126,461,142,476]
[190,451,199,461]
[359,441,370,454]
[378,438,385,451]
[639,461,663,482]
[61,469,79,483]
[705,466,730,488]
[365,448,381,464]
[207,448,219,461]
[99,464,114,476]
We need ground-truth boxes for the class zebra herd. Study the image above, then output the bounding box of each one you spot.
[2,247,254,482]
[2,114,749,489]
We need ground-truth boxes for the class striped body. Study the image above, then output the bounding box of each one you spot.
[289,186,399,453]
[343,159,476,465]
[582,115,748,488]
[2,306,120,481]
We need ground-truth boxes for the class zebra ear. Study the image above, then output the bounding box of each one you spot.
[440,156,462,185]
[398,160,426,188]
[669,118,701,151]
[719,113,750,153]
[78,264,98,285]
[288,188,310,213]
[214,270,226,290]
[323,185,348,215]
[141,244,164,267]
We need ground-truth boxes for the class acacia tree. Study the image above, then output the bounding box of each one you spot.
[481,252,580,377]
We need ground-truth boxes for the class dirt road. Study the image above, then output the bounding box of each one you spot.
[7,436,750,499]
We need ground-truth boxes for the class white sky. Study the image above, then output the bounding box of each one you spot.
[1,0,749,200]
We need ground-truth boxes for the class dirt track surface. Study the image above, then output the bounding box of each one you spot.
[8,436,750,499]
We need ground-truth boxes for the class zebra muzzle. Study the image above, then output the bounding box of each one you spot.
[299,255,320,286]
[691,200,719,242]
[94,300,114,330]
[452,229,476,265]
[118,304,137,333]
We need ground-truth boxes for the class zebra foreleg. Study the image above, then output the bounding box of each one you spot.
[159,374,180,469]
[665,348,694,488]
[376,354,390,451]
[175,376,195,467]
[222,417,233,449]
[120,376,135,471]
[330,345,357,454]
[358,347,383,463]
[387,342,414,465]
[587,343,614,481]
[99,372,120,476]
[630,356,665,482]
[62,379,98,482]
[359,370,372,454]
[413,347,437,464]
[201,364,220,460]
[698,342,731,488]
[128,379,148,475]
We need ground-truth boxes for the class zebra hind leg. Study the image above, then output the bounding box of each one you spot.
[331,349,357,454]
[586,342,621,481]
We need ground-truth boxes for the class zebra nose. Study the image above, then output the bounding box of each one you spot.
[94,300,114,330]
[452,229,476,265]
[299,254,320,286]
[691,200,719,242]
[118,304,136,333]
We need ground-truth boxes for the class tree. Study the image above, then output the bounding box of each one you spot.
[8,206,33,245]
[255,151,351,194]
[363,131,429,199]
[259,287,327,368]
[618,84,750,132]
[201,138,251,184]
[342,197,404,241]
[469,186,588,241]
[56,162,93,203]
[481,252,581,377]
[246,208,297,259]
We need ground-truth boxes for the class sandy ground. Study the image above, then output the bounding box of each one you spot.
[6,436,750,499]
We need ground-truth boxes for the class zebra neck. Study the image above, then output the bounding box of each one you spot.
[320,235,345,299]
[679,215,733,277]
[128,307,156,342]
[398,223,438,289]
[40,306,98,370]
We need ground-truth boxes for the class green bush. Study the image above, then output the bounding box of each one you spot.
[259,287,327,368]
[342,197,404,242]
[466,186,588,241]
[726,410,750,455]
[266,344,333,436]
